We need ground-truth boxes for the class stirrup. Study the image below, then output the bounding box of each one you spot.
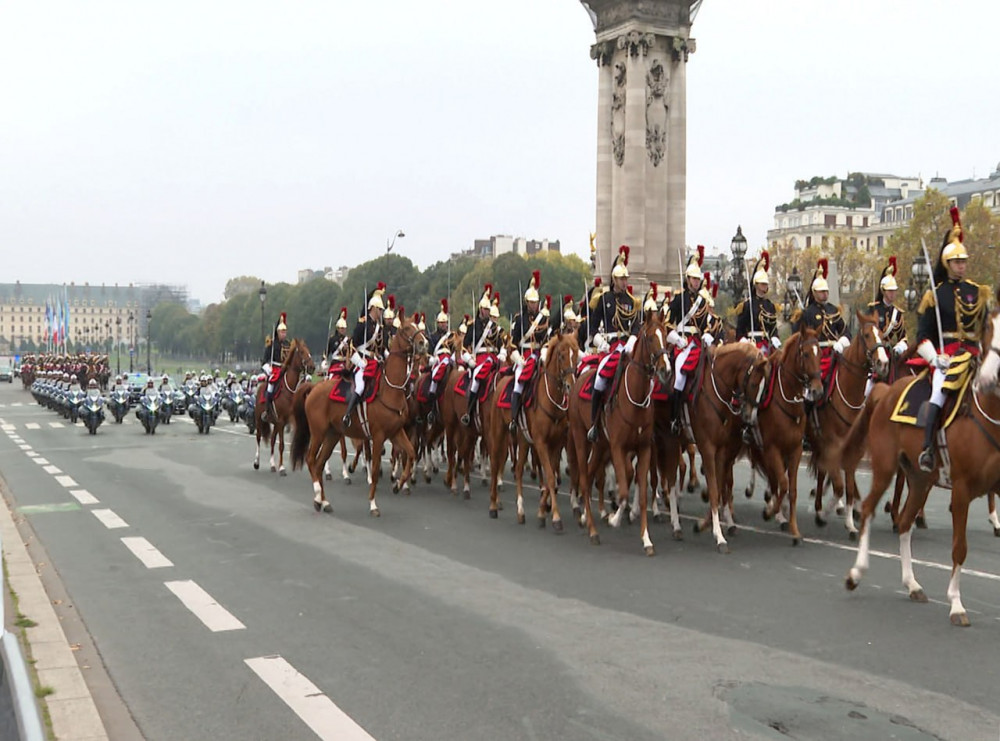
[427,410,437,425]
[508,418,517,433]
[460,413,471,427]
[342,413,352,427]
[586,425,598,443]
[918,448,934,473]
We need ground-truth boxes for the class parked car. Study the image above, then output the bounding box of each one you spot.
[0,365,12,383]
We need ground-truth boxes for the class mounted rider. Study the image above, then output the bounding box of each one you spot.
[665,246,721,434]
[325,307,351,377]
[425,299,452,423]
[262,312,290,403]
[586,245,641,442]
[560,294,581,339]
[795,258,850,386]
[343,283,387,426]
[916,207,988,472]
[461,285,503,426]
[383,295,398,340]
[736,250,780,354]
[507,271,550,431]
[865,255,909,396]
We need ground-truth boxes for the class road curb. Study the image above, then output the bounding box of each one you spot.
[0,478,110,741]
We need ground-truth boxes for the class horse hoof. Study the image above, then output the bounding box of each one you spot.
[463,490,471,501]
[994,527,1000,537]
[845,576,859,591]
[432,466,439,474]
[672,529,683,541]
[325,473,332,481]
[392,483,400,494]
[480,478,487,487]
[517,513,525,525]
[537,516,546,529]
[792,537,800,546]
[762,507,772,522]
[814,514,826,527]
[280,469,287,477]
[370,508,380,518]
[951,612,971,627]
[348,464,356,474]
[489,509,498,519]
[424,475,431,484]
[686,482,695,493]
[323,501,333,513]
[779,521,789,532]
[883,501,892,513]
[644,545,655,557]
[848,531,858,542]
[835,503,846,516]
[653,513,666,524]
[343,477,351,485]
[313,500,321,512]
[572,505,582,518]
[529,470,537,481]
[744,487,753,499]
[253,462,260,470]
[727,525,737,537]
[700,490,709,503]
[716,543,730,555]
[892,523,899,534]
[915,516,927,529]
[692,522,701,534]
[270,465,276,473]
[589,533,601,546]
[909,589,928,603]
[552,519,563,534]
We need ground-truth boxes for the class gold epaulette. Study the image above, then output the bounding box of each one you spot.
[736,300,746,315]
[790,308,803,325]
[917,289,936,314]
[630,294,641,312]
[265,337,272,347]
[589,287,608,311]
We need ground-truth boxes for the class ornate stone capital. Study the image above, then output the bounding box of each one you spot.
[590,40,616,67]
[617,30,656,57]
[671,35,695,62]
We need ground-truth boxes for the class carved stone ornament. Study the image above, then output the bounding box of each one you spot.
[617,30,656,57]
[671,35,694,62]
[645,59,668,166]
[589,40,615,67]
[611,61,626,166]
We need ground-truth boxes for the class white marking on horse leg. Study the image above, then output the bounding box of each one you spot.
[844,505,858,534]
[989,509,1000,531]
[369,499,378,513]
[342,463,350,480]
[899,530,923,597]
[848,515,873,586]
[669,485,682,534]
[269,452,275,469]
[946,567,966,621]
[323,460,331,476]
[722,505,735,530]
[651,492,662,519]
[516,494,524,518]
[711,508,727,548]
[608,502,625,528]
[496,474,504,491]
[641,527,653,551]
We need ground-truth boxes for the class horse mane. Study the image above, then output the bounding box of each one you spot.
[712,342,759,361]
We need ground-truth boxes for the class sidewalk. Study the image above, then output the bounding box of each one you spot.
[1,478,110,741]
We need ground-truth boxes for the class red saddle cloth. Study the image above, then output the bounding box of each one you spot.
[454,368,495,401]
[496,376,535,410]
[652,378,671,402]
[577,370,597,401]
[416,374,432,404]
[597,350,621,380]
[676,342,702,374]
[578,354,600,372]
[432,358,452,383]
[326,361,346,380]
[819,347,835,384]
[328,360,380,402]
[473,355,497,382]
[268,366,281,383]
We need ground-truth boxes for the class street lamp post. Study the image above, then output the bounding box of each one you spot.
[146,309,153,376]
[782,267,804,322]
[259,281,267,345]
[128,312,134,373]
[905,254,931,311]
[386,229,405,255]
[728,225,748,300]
[116,316,122,375]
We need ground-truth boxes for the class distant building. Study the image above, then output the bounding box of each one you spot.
[0,281,187,353]
[452,235,561,261]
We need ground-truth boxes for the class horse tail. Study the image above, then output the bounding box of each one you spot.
[290,382,315,471]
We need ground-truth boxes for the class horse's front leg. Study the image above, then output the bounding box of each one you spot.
[511,434,527,524]
[367,433,385,517]
[607,444,631,529]
[947,486,972,626]
[269,428,278,473]
[636,446,654,556]
[785,445,803,544]
[390,428,418,495]
[535,438,561,531]
[277,427,286,476]
[253,430,261,470]
[693,441,728,553]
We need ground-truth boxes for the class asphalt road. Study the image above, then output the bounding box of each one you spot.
[1,381,1000,741]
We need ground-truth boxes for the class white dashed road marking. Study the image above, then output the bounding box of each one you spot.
[32,457,50,465]
[245,655,376,741]
[43,465,62,475]
[48,422,64,428]
[121,537,173,569]
[25,422,40,430]
[92,509,129,530]
[70,489,99,505]
[19,444,31,450]
[165,581,246,632]
[54,475,78,488]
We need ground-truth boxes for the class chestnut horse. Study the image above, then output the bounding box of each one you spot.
[290,316,428,515]
[487,332,579,527]
[845,304,1000,626]
[567,311,669,555]
[687,343,769,552]
[752,327,824,543]
[253,339,315,476]
[808,311,888,535]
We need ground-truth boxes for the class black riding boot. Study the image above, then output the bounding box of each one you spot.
[918,402,942,472]
[508,391,522,432]
[461,391,477,427]
[586,389,604,442]
[342,387,360,427]
[425,388,438,425]
[670,392,683,435]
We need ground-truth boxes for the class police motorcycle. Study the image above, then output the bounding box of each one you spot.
[107,378,131,423]
[170,386,188,416]
[64,381,87,424]
[156,381,175,425]
[225,385,246,423]
[240,378,258,434]
[135,381,162,434]
[188,376,221,434]
[79,380,106,435]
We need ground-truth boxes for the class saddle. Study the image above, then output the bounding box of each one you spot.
[328,374,380,404]
[679,344,711,404]
[454,367,495,401]
[889,364,973,429]
[496,374,536,410]
[416,374,433,404]
[577,368,598,401]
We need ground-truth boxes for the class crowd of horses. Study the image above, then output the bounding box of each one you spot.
[248,297,1000,626]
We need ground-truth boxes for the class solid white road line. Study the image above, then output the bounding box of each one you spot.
[91,509,129,530]
[25,423,40,430]
[54,475,78,488]
[164,581,246,632]
[49,422,64,428]
[69,489,99,505]
[120,537,173,569]
[43,465,62,474]
[245,655,376,741]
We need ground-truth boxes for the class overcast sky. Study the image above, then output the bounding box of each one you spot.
[3,1,998,305]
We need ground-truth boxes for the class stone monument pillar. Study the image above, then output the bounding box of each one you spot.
[581,1,701,294]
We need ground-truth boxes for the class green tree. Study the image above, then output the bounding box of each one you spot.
[224,276,264,300]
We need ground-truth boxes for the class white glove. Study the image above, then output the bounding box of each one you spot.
[833,336,850,354]
[739,337,752,345]
[462,352,473,367]
[935,354,950,370]
[594,334,610,353]
[351,351,363,367]
[770,336,782,350]
[702,332,715,348]
[498,348,508,363]
[262,363,272,375]
[320,359,329,373]
[508,349,520,366]
[916,340,937,365]
[539,346,549,365]
[892,339,908,357]
[667,329,685,348]
[624,335,638,355]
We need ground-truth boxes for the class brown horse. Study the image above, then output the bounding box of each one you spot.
[487,332,579,527]
[752,327,824,543]
[845,305,1000,625]
[253,339,315,476]
[687,343,769,552]
[567,311,669,555]
[808,311,889,535]
[290,315,428,515]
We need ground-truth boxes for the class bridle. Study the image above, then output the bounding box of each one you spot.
[384,324,427,391]
[621,323,667,410]
[283,342,313,393]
